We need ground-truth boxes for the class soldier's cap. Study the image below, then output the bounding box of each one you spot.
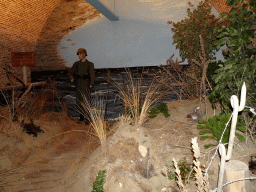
[77,48,87,55]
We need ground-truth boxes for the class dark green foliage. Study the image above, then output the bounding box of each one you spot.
[177,158,195,184]
[199,129,212,135]
[204,144,216,149]
[92,170,107,192]
[210,0,256,112]
[197,114,246,148]
[166,158,194,184]
[148,103,170,119]
[197,124,205,129]
[206,60,223,108]
[198,118,207,124]
[200,136,215,141]
[167,170,176,181]
[235,132,246,141]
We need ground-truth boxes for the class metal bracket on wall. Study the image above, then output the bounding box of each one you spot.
[86,0,119,21]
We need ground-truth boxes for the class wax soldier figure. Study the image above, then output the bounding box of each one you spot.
[68,48,95,123]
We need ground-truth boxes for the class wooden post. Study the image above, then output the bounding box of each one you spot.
[23,66,27,85]
[121,72,127,114]
[222,160,251,192]
[104,70,111,120]
[21,48,27,85]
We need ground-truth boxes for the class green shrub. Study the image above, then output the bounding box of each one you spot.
[197,113,246,148]
[204,144,216,149]
[210,0,256,112]
[168,0,223,98]
[92,170,107,192]
[166,158,194,184]
[168,0,222,65]
[148,103,170,119]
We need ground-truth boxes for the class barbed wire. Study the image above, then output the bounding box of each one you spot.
[210,177,256,192]
[203,104,256,190]
[245,106,256,115]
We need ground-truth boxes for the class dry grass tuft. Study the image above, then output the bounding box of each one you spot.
[78,93,107,152]
[117,114,133,127]
[138,78,163,125]
[114,69,164,126]
[116,70,142,124]
[0,89,18,133]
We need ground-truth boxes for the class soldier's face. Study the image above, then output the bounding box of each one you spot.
[78,53,86,60]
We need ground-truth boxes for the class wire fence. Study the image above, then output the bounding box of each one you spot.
[200,83,256,191]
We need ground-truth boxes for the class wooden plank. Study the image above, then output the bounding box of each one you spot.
[0,81,46,91]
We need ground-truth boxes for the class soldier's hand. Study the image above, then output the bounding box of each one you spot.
[90,85,92,89]
[71,79,74,82]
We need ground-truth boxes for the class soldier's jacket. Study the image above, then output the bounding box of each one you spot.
[68,60,95,103]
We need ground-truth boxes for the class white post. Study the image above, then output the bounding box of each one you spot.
[226,82,246,160]
[217,82,247,192]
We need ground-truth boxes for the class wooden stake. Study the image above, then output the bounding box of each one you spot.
[21,48,27,85]
[104,70,111,120]
[23,66,27,85]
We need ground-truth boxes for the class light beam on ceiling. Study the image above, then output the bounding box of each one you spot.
[86,0,119,21]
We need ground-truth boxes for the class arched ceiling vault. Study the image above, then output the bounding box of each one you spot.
[0,0,101,70]
[0,0,62,49]
[0,0,232,71]
[0,0,231,50]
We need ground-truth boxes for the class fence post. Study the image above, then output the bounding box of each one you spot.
[217,82,250,192]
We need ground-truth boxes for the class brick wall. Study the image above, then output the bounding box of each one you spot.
[32,0,101,71]
[0,37,33,86]
[33,37,68,71]
[0,0,62,87]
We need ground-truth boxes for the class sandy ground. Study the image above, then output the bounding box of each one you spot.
[0,99,256,192]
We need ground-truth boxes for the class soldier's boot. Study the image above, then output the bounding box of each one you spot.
[84,114,91,125]
[79,114,85,121]
[84,118,90,125]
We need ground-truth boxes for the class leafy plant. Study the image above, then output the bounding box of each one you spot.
[210,0,256,112]
[169,0,222,64]
[197,113,246,148]
[206,60,223,90]
[166,158,194,184]
[148,103,170,119]
[168,0,223,98]
[92,170,107,192]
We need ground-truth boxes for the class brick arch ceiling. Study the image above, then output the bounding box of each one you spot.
[0,0,61,48]
[0,0,232,71]
[0,0,101,71]
[0,0,232,50]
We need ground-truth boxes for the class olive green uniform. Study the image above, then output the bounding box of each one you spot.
[68,60,95,112]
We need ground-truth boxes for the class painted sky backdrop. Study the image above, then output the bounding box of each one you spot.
[58,0,226,68]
